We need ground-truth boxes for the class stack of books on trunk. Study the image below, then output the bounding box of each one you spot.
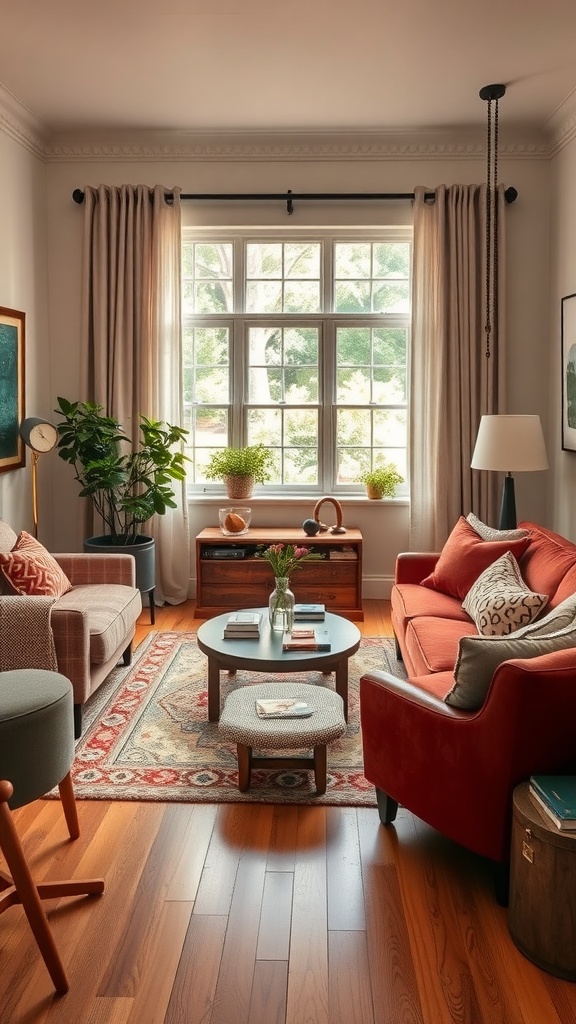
[529,775,576,831]
[223,611,262,639]
[294,603,325,621]
[282,627,331,651]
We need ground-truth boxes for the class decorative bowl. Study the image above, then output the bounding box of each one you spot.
[218,507,251,536]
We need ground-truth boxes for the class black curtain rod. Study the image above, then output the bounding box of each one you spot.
[72,186,518,215]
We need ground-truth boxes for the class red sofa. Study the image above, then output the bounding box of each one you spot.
[360,520,576,900]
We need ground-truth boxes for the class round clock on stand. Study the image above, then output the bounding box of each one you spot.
[19,418,58,538]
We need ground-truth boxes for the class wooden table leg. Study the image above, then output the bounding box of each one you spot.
[334,659,349,721]
[207,658,221,721]
[237,744,252,791]
[313,745,327,794]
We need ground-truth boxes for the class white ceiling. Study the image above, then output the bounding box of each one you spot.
[2,0,576,137]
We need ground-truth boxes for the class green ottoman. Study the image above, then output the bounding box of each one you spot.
[0,669,104,994]
[218,682,346,794]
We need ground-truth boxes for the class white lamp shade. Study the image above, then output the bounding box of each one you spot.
[471,415,548,473]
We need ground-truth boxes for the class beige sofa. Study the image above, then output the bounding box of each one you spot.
[0,521,141,736]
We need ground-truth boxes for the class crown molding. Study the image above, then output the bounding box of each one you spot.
[46,127,550,163]
[0,81,567,164]
[545,91,576,157]
[0,83,50,159]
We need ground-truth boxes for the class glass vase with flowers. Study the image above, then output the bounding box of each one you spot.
[258,543,323,631]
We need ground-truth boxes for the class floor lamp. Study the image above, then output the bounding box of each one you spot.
[471,415,548,529]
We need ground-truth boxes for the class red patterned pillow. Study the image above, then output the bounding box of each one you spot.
[0,531,72,597]
[420,517,531,601]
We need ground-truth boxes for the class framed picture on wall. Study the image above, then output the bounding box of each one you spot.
[562,293,576,452]
[0,306,25,473]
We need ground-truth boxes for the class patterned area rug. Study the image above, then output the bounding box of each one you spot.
[69,631,405,806]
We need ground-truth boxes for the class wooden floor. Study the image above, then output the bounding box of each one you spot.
[2,600,576,1024]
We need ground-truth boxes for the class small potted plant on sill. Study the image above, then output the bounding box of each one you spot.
[360,464,404,500]
[204,444,274,499]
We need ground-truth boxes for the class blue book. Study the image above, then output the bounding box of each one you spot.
[294,603,325,620]
[529,775,576,830]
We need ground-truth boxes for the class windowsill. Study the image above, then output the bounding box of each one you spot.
[187,493,409,506]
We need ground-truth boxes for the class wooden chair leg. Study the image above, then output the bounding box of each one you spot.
[0,782,68,994]
[0,779,105,994]
[58,771,79,840]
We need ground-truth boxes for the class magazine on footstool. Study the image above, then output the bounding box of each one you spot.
[255,698,314,719]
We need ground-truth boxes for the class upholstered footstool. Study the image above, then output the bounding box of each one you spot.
[218,682,346,794]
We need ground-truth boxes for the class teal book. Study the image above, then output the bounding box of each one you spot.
[529,775,576,830]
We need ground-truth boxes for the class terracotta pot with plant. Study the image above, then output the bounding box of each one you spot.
[204,444,273,498]
[360,464,404,500]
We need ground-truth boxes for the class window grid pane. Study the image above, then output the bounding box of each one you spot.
[182,230,410,493]
[246,242,321,314]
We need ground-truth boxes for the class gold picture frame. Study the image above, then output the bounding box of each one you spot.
[0,306,25,473]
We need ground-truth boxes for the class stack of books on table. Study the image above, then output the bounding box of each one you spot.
[294,603,325,621]
[529,775,576,831]
[223,611,262,639]
[282,627,331,652]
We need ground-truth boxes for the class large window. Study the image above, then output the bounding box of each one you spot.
[182,229,411,494]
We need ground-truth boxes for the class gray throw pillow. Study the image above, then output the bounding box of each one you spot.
[462,551,548,636]
[466,512,530,542]
[515,592,576,638]
[445,622,576,710]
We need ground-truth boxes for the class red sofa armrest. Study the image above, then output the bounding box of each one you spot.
[360,648,576,863]
[395,551,440,585]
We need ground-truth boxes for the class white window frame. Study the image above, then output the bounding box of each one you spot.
[182,226,411,497]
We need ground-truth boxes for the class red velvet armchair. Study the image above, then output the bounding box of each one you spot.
[360,648,576,902]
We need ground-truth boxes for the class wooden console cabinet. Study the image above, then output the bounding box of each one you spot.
[195,527,363,620]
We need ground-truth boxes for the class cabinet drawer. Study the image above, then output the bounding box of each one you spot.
[294,584,358,608]
[201,561,272,586]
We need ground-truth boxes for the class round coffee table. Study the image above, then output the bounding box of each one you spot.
[197,608,361,722]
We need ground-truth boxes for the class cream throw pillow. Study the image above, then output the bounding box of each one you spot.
[445,623,576,710]
[466,512,530,542]
[462,551,548,637]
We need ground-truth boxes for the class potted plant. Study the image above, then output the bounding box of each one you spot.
[54,398,189,603]
[204,444,273,498]
[360,464,404,500]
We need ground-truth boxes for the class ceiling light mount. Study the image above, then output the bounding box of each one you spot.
[479,84,506,102]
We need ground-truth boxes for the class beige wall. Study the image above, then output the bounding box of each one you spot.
[0,113,559,596]
[0,128,50,536]
[550,133,576,539]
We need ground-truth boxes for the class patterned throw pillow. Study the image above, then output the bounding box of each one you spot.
[446,622,576,710]
[466,512,530,542]
[0,531,72,597]
[462,551,548,636]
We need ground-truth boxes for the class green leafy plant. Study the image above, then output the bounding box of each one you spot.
[204,445,273,483]
[360,464,404,498]
[55,397,189,544]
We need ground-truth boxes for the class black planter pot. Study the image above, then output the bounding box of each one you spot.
[83,534,155,623]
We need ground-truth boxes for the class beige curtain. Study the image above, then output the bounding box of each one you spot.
[410,184,506,550]
[80,184,189,604]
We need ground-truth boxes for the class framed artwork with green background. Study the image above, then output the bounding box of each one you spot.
[0,306,25,473]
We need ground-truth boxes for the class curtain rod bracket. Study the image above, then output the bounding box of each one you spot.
[286,190,293,216]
